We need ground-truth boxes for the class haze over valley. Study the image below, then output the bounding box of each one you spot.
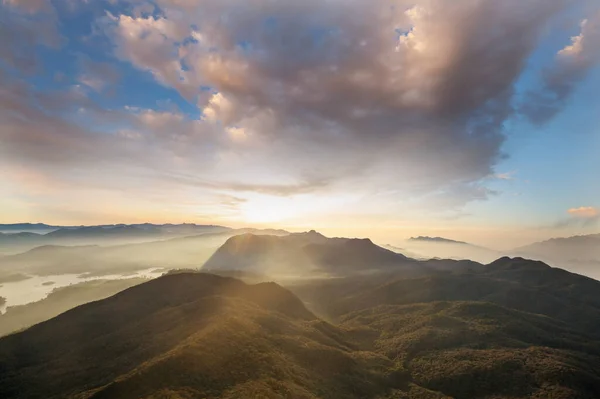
[1,222,600,335]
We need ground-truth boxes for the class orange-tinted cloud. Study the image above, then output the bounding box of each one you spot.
[568,206,599,219]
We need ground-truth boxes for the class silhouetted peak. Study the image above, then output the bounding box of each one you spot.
[487,256,551,271]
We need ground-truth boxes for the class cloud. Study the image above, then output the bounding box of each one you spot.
[523,10,600,123]
[104,11,201,99]
[77,55,121,92]
[568,206,599,218]
[494,171,517,180]
[1,0,597,223]
[94,0,584,207]
[2,0,49,13]
[553,206,600,229]
[0,0,62,72]
[156,173,334,197]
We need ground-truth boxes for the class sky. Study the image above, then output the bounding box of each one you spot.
[1,0,599,249]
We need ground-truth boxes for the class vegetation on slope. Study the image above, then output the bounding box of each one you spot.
[341,301,600,398]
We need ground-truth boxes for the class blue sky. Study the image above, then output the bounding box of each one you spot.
[471,65,600,229]
[1,0,599,248]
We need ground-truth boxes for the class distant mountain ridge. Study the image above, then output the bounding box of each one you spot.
[400,235,502,264]
[0,223,63,231]
[409,236,470,245]
[0,223,234,255]
[513,232,600,279]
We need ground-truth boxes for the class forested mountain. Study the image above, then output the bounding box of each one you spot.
[2,256,600,398]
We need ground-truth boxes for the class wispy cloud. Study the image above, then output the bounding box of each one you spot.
[494,171,517,180]
[523,10,600,124]
[554,206,600,228]
[568,206,599,219]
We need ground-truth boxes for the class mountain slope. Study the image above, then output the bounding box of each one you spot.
[0,273,394,399]
[341,301,600,399]
[290,257,600,398]
[295,257,600,336]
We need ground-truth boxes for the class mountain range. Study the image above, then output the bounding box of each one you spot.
[0,228,288,279]
[2,224,600,397]
[204,231,484,278]
[2,258,600,398]
[513,233,600,279]
[396,236,502,264]
[394,234,600,279]
[0,223,63,232]
[2,223,599,280]
[0,224,233,255]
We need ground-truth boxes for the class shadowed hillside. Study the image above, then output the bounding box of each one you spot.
[0,273,396,399]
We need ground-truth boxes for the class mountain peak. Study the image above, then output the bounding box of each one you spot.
[487,256,551,271]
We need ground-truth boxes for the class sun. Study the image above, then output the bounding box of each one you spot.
[240,194,301,224]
